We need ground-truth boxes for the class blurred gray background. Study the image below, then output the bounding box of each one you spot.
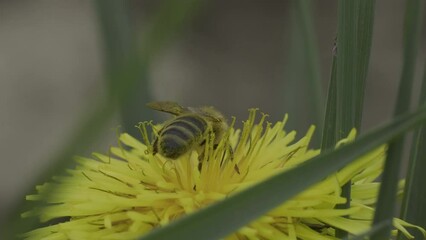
[1,0,425,229]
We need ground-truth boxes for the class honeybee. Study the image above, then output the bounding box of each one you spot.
[147,101,229,159]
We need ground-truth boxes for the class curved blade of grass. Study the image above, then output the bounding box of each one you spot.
[1,1,203,239]
[398,62,426,240]
[139,105,426,240]
[372,0,424,239]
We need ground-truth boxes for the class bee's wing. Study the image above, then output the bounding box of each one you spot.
[146,101,189,115]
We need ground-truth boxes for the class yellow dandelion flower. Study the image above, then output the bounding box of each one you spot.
[22,110,425,240]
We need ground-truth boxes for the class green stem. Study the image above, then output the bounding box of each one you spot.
[372,0,424,239]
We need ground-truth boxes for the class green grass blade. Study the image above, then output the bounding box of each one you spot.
[398,62,426,240]
[393,0,424,117]
[321,0,375,150]
[321,53,338,151]
[335,0,358,137]
[95,0,152,137]
[335,2,358,235]
[372,0,424,239]
[293,0,323,132]
[327,0,375,237]
[354,0,375,125]
[139,105,426,240]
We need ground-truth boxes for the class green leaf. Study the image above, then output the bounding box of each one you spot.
[398,66,426,239]
[372,0,424,239]
[139,105,426,240]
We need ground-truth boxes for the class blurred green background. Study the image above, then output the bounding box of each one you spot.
[0,0,425,236]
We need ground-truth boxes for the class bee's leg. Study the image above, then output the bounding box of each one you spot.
[197,139,206,171]
[152,138,159,155]
[219,144,236,171]
[197,148,205,172]
[198,129,214,171]
[198,161,203,172]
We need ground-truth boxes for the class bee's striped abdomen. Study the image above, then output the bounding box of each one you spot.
[156,115,207,159]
